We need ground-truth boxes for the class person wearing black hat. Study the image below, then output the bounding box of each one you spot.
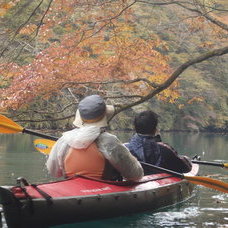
[126,110,192,175]
[46,95,144,181]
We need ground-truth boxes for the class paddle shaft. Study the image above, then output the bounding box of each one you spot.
[140,161,228,193]
[23,129,58,141]
[140,161,183,178]
[192,160,226,168]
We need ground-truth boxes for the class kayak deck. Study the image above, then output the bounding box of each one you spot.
[0,164,199,228]
[12,163,199,199]
[12,173,180,199]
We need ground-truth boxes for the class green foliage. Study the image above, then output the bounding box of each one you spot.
[3,1,41,30]
[132,2,228,132]
[52,25,67,35]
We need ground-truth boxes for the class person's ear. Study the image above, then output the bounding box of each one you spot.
[154,128,160,135]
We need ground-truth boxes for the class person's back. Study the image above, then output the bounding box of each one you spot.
[63,129,144,181]
[126,110,192,174]
[64,141,114,179]
[46,95,144,181]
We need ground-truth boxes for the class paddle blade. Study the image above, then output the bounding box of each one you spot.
[34,139,55,155]
[185,175,228,193]
[224,163,228,169]
[0,115,23,133]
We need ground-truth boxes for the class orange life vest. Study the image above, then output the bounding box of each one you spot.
[64,142,121,180]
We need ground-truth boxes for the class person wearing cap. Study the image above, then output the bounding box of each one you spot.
[125,110,192,175]
[46,95,144,181]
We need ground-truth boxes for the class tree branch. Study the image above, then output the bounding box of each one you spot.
[136,0,228,31]
[61,78,158,89]
[115,45,228,114]
[0,0,44,57]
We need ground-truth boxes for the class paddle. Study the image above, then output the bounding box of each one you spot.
[34,138,56,155]
[192,160,228,169]
[33,138,228,193]
[2,114,227,170]
[140,161,228,193]
[0,114,58,141]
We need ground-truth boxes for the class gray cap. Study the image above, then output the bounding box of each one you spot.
[78,95,106,121]
[73,95,115,128]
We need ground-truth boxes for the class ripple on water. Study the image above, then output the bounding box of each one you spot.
[212,193,228,202]
[149,206,201,227]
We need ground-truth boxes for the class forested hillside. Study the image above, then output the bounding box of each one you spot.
[0,0,227,132]
[131,2,228,132]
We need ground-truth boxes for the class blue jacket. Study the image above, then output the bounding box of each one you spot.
[126,134,192,174]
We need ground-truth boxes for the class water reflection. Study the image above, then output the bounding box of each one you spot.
[0,134,50,185]
[0,132,227,228]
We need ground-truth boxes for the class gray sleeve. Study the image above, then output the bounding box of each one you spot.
[97,132,144,181]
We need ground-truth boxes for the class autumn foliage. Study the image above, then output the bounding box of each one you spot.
[1,0,227,115]
[0,0,180,111]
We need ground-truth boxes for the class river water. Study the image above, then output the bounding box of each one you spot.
[0,132,227,227]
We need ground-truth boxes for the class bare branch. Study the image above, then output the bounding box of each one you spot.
[0,0,44,57]
[34,0,54,36]
[61,78,159,89]
[175,1,228,31]
[136,0,228,31]
[0,0,54,61]
[14,113,75,123]
[115,45,228,114]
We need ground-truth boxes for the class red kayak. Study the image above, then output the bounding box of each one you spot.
[0,164,199,228]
